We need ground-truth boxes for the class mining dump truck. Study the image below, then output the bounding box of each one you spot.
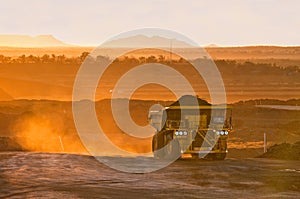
[149,95,232,160]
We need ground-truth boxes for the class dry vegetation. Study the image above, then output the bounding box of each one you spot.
[0,52,299,102]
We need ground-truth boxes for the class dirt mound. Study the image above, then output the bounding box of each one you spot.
[259,141,300,160]
[169,95,210,106]
[0,88,13,101]
[0,137,23,151]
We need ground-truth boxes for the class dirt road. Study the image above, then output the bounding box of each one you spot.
[0,152,299,198]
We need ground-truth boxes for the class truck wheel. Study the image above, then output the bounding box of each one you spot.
[191,154,200,159]
[152,135,165,159]
[214,153,226,160]
[204,153,226,160]
[164,137,181,160]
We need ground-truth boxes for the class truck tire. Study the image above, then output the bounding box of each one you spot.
[152,135,165,159]
[164,136,181,160]
[204,153,226,160]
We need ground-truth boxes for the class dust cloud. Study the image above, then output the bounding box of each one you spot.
[12,110,65,151]
[9,103,87,153]
[7,99,160,155]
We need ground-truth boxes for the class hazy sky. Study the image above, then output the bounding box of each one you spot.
[1,0,299,46]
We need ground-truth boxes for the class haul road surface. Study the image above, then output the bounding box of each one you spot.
[0,152,299,198]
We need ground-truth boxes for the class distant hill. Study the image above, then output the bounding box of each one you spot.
[0,35,72,47]
[102,34,195,48]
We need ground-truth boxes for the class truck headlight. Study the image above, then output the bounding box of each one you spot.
[183,131,188,136]
[175,131,179,136]
[224,131,228,135]
[220,131,224,135]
